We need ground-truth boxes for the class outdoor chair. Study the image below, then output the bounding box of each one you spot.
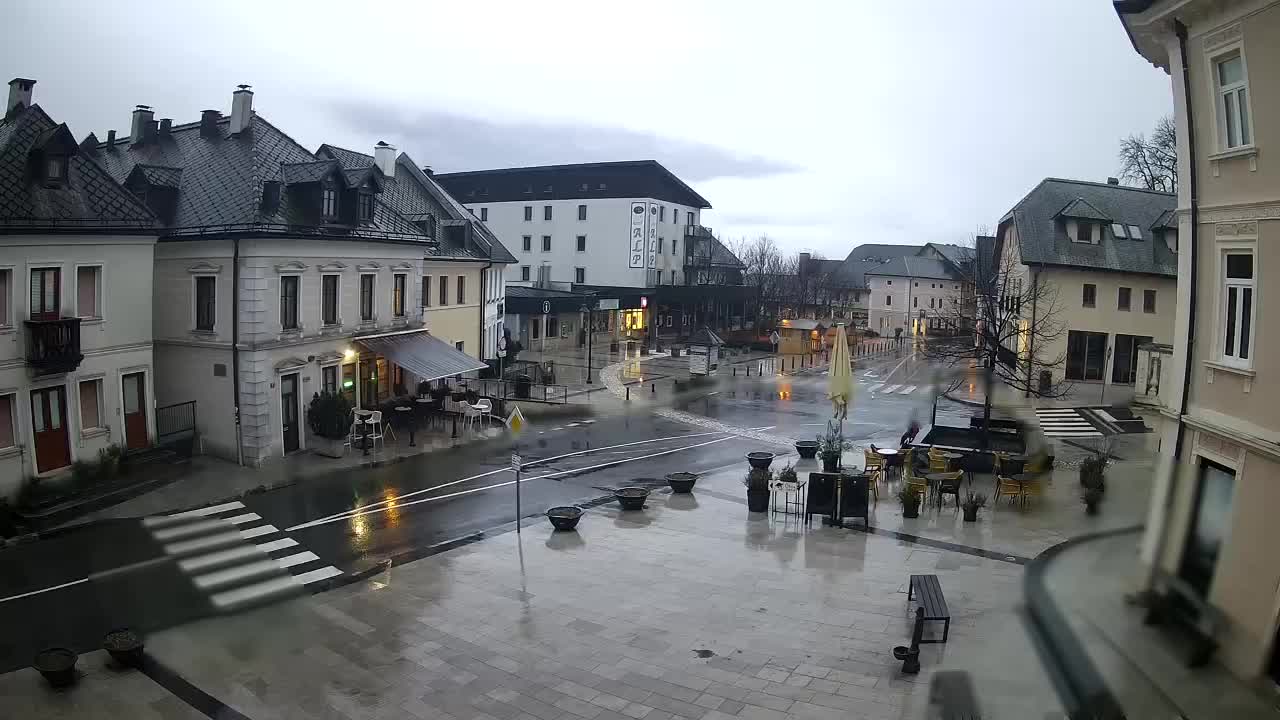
[994,475,1025,507]
[864,449,885,474]
[904,459,929,501]
[462,403,484,433]
[474,398,494,428]
[928,451,950,474]
[934,471,964,509]
[364,411,385,451]
[868,468,883,503]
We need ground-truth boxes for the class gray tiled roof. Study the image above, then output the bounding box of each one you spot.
[281,160,339,185]
[1003,178,1176,277]
[863,256,958,281]
[0,104,155,231]
[134,164,183,188]
[927,243,975,269]
[832,243,927,288]
[975,235,997,288]
[1055,197,1110,221]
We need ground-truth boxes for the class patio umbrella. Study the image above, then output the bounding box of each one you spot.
[827,323,854,421]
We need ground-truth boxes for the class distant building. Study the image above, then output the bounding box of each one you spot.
[0,79,159,488]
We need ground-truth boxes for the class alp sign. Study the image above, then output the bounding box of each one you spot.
[629,202,646,268]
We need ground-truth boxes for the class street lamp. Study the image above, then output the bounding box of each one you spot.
[580,302,595,384]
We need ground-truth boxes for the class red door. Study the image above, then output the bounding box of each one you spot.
[122,372,148,450]
[31,386,70,473]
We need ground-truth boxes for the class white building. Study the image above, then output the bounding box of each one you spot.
[88,87,513,466]
[862,244,974,337]
[0,79,159,491]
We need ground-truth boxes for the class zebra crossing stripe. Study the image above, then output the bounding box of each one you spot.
[883,384,902,393]
[867,383,885,393]
[897,385,916,394]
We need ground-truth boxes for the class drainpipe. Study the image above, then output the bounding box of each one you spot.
[1148,19,1199,589]
[231,237,243,467]
[479,258,492,362]
[1026,266,1040,397]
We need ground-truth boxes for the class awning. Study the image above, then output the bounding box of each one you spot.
[356,330,487,382]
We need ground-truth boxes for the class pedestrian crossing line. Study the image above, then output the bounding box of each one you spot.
[274,551,321,569]
[254,537,299,554]
[897,385,917,395]
[222,512,262,526]
[883,384,902,393]
[867,383,885,393]
[238,524,278,540]
[294,566,344,585]
[144,501,246,527]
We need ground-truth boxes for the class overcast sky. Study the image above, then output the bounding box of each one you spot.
[6,0,1171,259]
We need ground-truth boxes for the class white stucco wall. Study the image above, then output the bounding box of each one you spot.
[865,274,965,335]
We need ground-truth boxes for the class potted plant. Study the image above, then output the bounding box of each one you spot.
[103,628,144,667]
[776,463,798,486]
[1079,454,1107,493]
[666,472,699,494]
[794,439,819,459]
[817,425,850,473]
[961,492,987,522]
[745,468,772,512]
[614,487,650,511]
[746,451,775,470]
[307,391,353,458]
[33,647,78,687]
[546,506,584,531]
[898,486,922,519]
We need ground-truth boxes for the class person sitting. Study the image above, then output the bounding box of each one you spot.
[900,421,920,448]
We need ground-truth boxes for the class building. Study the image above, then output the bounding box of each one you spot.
[1119,0,1280,686]
[0,79,159,489]
[994,177,1177,391]
[86,86,512,466]
[861,244,974,336]
[436,161,749,345]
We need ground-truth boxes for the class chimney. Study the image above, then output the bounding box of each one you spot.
[422,165,433,177]
[106,130,116,145]
[374,141,396,179]
[1106,177,1120,185]
[200,110,220,138]
[159,118,172,136]
[230,84,253,134]
[131,105,155,142]
[6,78,34,117]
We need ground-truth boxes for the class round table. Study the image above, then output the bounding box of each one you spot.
[353,409,373,454]
[395,406,414,446]
[875,447,901,475]
[925,473,960,507]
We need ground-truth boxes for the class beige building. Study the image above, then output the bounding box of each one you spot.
[993,177,1177,393]
[88,86,513,466]
[1120,0,1280,686]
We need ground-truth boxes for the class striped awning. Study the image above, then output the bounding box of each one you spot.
[356,330,487,382]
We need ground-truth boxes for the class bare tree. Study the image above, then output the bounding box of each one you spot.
[919,244,1070,445]
[1118,115,1177,193]
[730,235,784,336]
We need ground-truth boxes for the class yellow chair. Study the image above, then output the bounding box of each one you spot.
[928,452,950,473]
[864,449,885,474]
[868,468,883,503]
[1020,478,1044,507]
[903,456,929,500]
[994,474,1024,506]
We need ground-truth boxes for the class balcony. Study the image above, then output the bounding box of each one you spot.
[25,317,83,376]
[684,224,715,239]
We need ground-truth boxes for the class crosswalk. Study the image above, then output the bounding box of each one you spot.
[143,501,342,613]
[1035,408,1104,438]
[863,383,930,397]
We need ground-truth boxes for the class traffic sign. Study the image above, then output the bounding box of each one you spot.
[511,453,521,471]
[542,300,551,314]
[506,405,527,434]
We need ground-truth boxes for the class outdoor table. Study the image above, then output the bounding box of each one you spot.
[925,473,960,508]
[395,406,414,446]
[877,447,901,475]
[770,477,807,519]
[415,397,435,431]
[352,409,373,451]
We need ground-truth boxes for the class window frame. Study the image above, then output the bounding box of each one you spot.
[392,273,407,318]
[574,267,585,284]
[357,191,375,223]
[1211,48,1253,151]
[279,274,300,330]
[1082,283,1097,308]
[321,184,339,220]
[520,266,531,282]
[360,273,376,322]
[421,275,431,309]
[576,235,586,252]
[1143,289,1157,314]
[523,206,532,221]
[457,275,466,304]
[321,364,339,395]
[0,392,15,451]
[541,235,552,252]
[195,274,217,331]
[543,205,553,221]
[1219,248,1255,368]
[75,264,103,320]
[0,266,12,328]
[577,204,587,221]
[480,207,488,222]
[1117,286,1131,312]
[78,377,105,434]
[322,273,340,326]
[29,266,61,319]
[439,275,449,306]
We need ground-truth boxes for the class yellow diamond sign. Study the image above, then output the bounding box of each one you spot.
[505,405,528,435]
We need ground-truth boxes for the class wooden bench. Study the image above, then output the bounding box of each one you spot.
[908,574,951,644]
[1144,568,1224,667]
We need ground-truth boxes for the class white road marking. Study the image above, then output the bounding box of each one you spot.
[255,537,299,553]
[144,501,245,525]
[238,524,278,540]
[0,577,89,604]
[178,545,263,573]
[294,566,343,585]
[211,575,301,610]
[194,560,281,590]
[867,383,885,393]
[222,513,262,526]
[882,384,902,394]
[152,519,227,542]
[274,551,321,569]
[897,385,917,394]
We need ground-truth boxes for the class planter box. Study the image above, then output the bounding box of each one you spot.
[313,436,345,458]
[546,506,583,531]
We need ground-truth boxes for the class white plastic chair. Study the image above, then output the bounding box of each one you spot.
[343,411,363,452]
[473,398,493,428]
[364,411,385,450]
[462,403,483,433]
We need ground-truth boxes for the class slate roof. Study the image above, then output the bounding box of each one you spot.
[505,285,591,299]
[133,164,183,187]
[1055,197,1110,221]
[926,243,975,269]
[0,104,155,232]
[686,327,725,346]
[863,256,958,281]
[435,160,711,209]
[842,243,923,264]
[281,160,340,185]
[689,236,744,268]
[1001,178,1176,277]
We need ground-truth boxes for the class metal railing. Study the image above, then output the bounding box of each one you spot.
[24,317,83,375]
[156,401,196,441]
[465,378,569,404]
[684,224,715,239]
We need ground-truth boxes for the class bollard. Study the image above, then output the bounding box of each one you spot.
[451,414,458,439]
[626,386,630,401]
[651,383,655,393]
[747,364,751,377]
[733,367,737,376]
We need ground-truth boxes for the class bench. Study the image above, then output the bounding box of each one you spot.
[908,574,951,643]
[1144,568,1224,667]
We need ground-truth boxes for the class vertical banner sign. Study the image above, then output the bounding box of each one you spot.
[647,203,659,269]
[629,202,646,268]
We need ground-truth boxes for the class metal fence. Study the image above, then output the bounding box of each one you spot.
[155,401,197,455]
[465,378,569,404]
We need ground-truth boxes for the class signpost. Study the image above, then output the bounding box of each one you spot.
[507,406,528,532]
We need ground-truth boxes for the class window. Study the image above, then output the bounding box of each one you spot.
[542,235,552,252]
[1127,225,1142,240]
[1073,222,1093,244]
[1222,252,1253,365]
[929,298,935,309]
[575,267,585,284]
[77,266,100,318]
[280,275,299,330]
[1182,459,1236,595]
[1143,289,1156,313]
[576,235,586,252]
[457,275,465,304]
[885,295,892,307]
[439,275,448,306]
[0,394,13,449]
[1066,330,1108,381]
[480,207,488,222]
[670,270,676,284]
[0,268,9,326]
[196,276,217,330]
[913,296,918,308]
[520,266,531,282]
[393,273,406,317]
[1111,223,1128,239]
[887,280,892,285]
[1118,286,1131,311]
[455,341,465,353]
[321,186,338,219]
[658,238,664,254]
[1082,283,1096,308]
[522,235,532,252]
[1216,54,1251,149]
[322,365,338,395]
[47,157,64,180]
[544,205,552,221]
[523,206,532,221]
[577,204,587,221]
[686,211,694,226]
[360,274,375,321]
[420,276,431,308]
[659,206,665,222]
[79,379,102,431]
[357,193,375,223]
[672,238,677,255]
[30,267,59,318]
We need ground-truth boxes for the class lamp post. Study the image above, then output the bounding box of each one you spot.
[580,302,595,384]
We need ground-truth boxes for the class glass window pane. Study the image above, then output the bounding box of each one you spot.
[1218,56,1243,86]
[123,375,140,414]
[0,395,12,447]
[1240,288,1252,360]
[1226,254,1253,279]
[48,391,61,430]
[32,391,45,432]
[1225,287,1238,356]
[80,380,100,429]
[1127,225,1142,240]
[0,270,9,325]
[1224,92,1239,147]
[1111,223,1127,239]
[1238,88,1250,144]
[77,267,97,317]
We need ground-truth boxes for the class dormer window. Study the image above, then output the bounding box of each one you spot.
[321,185,338,220]
[44,156,67,187]
[357,192,375,223]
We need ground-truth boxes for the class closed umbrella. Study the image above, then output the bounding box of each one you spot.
[827,324,853,421]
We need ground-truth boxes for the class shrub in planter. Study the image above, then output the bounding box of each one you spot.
[776,463,798,485]
[33,648,77,687]
[961,492,987,522]
[817,425,850,472]
[307,391,353,458]
[898,486,922,519]
[744,468,772,512]
[1079,455,1106,493]
[103,628,144,667]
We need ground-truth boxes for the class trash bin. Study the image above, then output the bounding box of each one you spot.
[515,374,532,399]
